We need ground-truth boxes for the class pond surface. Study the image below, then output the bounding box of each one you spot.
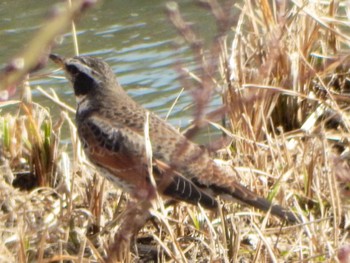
[0,0,233,141]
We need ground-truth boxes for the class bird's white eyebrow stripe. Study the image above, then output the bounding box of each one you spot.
[66,61,104,87]
[67,60,103,79]
[67,61,93,76]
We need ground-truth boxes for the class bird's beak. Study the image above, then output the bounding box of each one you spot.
[49,54,65,67]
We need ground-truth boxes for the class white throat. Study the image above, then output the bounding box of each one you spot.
[76,95,90,114]
[76,94,87,104]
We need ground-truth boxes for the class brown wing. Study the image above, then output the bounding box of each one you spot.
[78,113,153,197]
[154,159,218,209]
[78,113,217,207]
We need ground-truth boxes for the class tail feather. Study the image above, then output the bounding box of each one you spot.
[162,174,298,222]
[210,184,298,222]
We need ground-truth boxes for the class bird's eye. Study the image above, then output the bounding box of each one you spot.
[66,65,79,75]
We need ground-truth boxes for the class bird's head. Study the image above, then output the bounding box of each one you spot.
[50,54,119,100]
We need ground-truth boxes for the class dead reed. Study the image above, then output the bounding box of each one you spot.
[0,0,350,262]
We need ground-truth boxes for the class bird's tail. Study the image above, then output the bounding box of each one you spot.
[197,161,299,223]
[210,183,299,222]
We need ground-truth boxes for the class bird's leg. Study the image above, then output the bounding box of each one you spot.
[106,199,152,262]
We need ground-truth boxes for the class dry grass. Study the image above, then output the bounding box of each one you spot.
[1,0,350,262]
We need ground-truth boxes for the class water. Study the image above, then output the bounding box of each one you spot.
[0,0,224,140]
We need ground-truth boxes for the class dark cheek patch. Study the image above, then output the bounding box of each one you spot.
[66,65,79,75]
[73,73,95,96]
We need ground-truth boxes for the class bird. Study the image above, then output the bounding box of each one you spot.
[49,53,298,223]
